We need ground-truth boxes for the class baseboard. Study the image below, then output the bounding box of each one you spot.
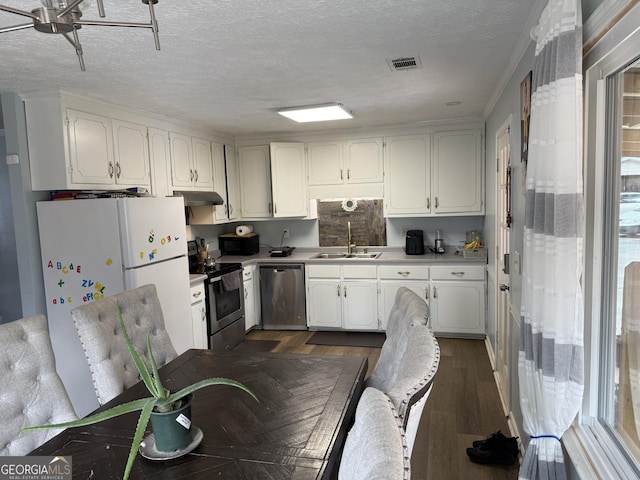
[484,336,496,370]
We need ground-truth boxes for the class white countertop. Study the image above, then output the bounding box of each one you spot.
[216,246,487,267]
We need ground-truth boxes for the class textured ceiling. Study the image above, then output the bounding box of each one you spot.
[0,0,544,137]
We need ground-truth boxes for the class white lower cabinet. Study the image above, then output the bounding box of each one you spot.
[378,264,430,330]
[429,265,486,337]
[190,281,207,349]
[243,265,259,331]
[307,264,378,330]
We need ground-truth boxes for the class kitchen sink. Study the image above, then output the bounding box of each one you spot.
[310,252,382,259]
[312,253,348,259]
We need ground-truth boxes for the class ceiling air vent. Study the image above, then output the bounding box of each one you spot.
[386,56,422,72]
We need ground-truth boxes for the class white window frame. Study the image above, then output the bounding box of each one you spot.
[574,5,640,479]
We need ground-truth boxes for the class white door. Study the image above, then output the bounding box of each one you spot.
[270,142,308,217]
[238,145,273,218]
[495,119,512,407]
[125,255,192,354]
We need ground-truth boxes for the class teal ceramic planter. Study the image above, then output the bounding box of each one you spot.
[149,394,193,452]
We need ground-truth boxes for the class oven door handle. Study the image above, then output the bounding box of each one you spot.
[208,276,222,284]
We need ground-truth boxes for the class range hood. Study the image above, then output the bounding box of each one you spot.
[173,191,224,206]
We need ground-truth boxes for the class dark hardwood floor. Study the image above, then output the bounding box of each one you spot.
[244,330,519,480]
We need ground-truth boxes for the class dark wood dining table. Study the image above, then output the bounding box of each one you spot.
[30,348,367,479]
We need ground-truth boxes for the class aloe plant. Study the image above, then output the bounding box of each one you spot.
[23,307,258,480]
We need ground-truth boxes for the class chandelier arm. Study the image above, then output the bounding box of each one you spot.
[0,22,34,34]
[74,20,153,28]
[147,0,160,50]
[96,0,105,17]
[57,0,87,19]
[62,29,85,71]
[0,4,38,19]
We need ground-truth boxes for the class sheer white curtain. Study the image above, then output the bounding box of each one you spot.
[518,1,584,479]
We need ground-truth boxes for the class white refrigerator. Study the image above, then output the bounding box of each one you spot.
[37,197,192,417]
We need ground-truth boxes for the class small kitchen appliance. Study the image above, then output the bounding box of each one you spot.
[218,232,259,256]
[434,228,445,254]
[405,230,425,255]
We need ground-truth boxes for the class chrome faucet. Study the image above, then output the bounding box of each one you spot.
[347,221,356,255]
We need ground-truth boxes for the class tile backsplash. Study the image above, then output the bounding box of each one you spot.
[318,198,386,247]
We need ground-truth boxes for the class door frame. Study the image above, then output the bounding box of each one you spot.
[494,116,512,412]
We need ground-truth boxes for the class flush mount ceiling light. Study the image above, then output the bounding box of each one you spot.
[0,0,160,71]
[277,103,353,123]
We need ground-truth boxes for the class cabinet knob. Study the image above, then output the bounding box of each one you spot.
[450,271,465,277]
[194,170,199,182]
[397,271,410,277]
[343,286,347,297]
[426,197,430,209]
[435,196,439,209]
[116,162,122,178]
[189,169,194,181]
[108,161,114,178]
[433,286,437,298]
[192,291,202,298]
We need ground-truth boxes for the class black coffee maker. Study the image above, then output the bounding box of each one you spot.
[405,230,425,255]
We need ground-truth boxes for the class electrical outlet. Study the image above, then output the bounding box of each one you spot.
[282,228,290,239]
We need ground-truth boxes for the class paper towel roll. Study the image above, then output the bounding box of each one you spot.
[235,225,253,236]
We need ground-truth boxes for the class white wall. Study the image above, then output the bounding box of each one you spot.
[484,40,536,445]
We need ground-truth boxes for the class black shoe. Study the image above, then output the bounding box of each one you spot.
[472,431,519,457]
[466,445,517,466]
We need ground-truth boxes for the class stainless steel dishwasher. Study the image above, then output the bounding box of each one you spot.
[259,264,307,330]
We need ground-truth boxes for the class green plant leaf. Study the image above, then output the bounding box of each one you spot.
[117,305,159,398]
[161,378,259,408]
[122,398,155,480]
[147,333,169,401]
[21,397,153,431]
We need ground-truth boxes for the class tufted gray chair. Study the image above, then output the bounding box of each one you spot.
[0,314,78,456]
[366,287,440,456]
[71,284,177,406]
[339,387,410,480]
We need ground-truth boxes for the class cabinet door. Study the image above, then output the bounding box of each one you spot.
[211,142,229,223]
[238,145,273,218]
[225,145,241,222]
[192,137,214,189]
[148,127,171,196]
[342,281,379,330]
[379,281,429,331]
[190,283,207,349]
[66,108,114,185]
[112,119,150,187]
[307,280,342,328]
[169,132,194,188]
[270,142,308,217]
[430,281,485,336]
[384,134,431,216]
[432,130,483,214]
[244,278,256,331]
[307,141,343,185]
[344,137,383,183]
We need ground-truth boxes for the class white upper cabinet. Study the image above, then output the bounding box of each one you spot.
[66,109,115,186]
[307,141,343,185]
[432,130,483,214]
[24,92,151,191]
[111,119,150,187]
[237,145,273,218]
[307,137,383,186]
[211,142,229,223]
[384,129,483,217]
[225,145,241,222]
[169,133,214,190]
[344,137,384,183]
[384,134,431,216]
[270,142,308,217]
[147,127,171,197]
